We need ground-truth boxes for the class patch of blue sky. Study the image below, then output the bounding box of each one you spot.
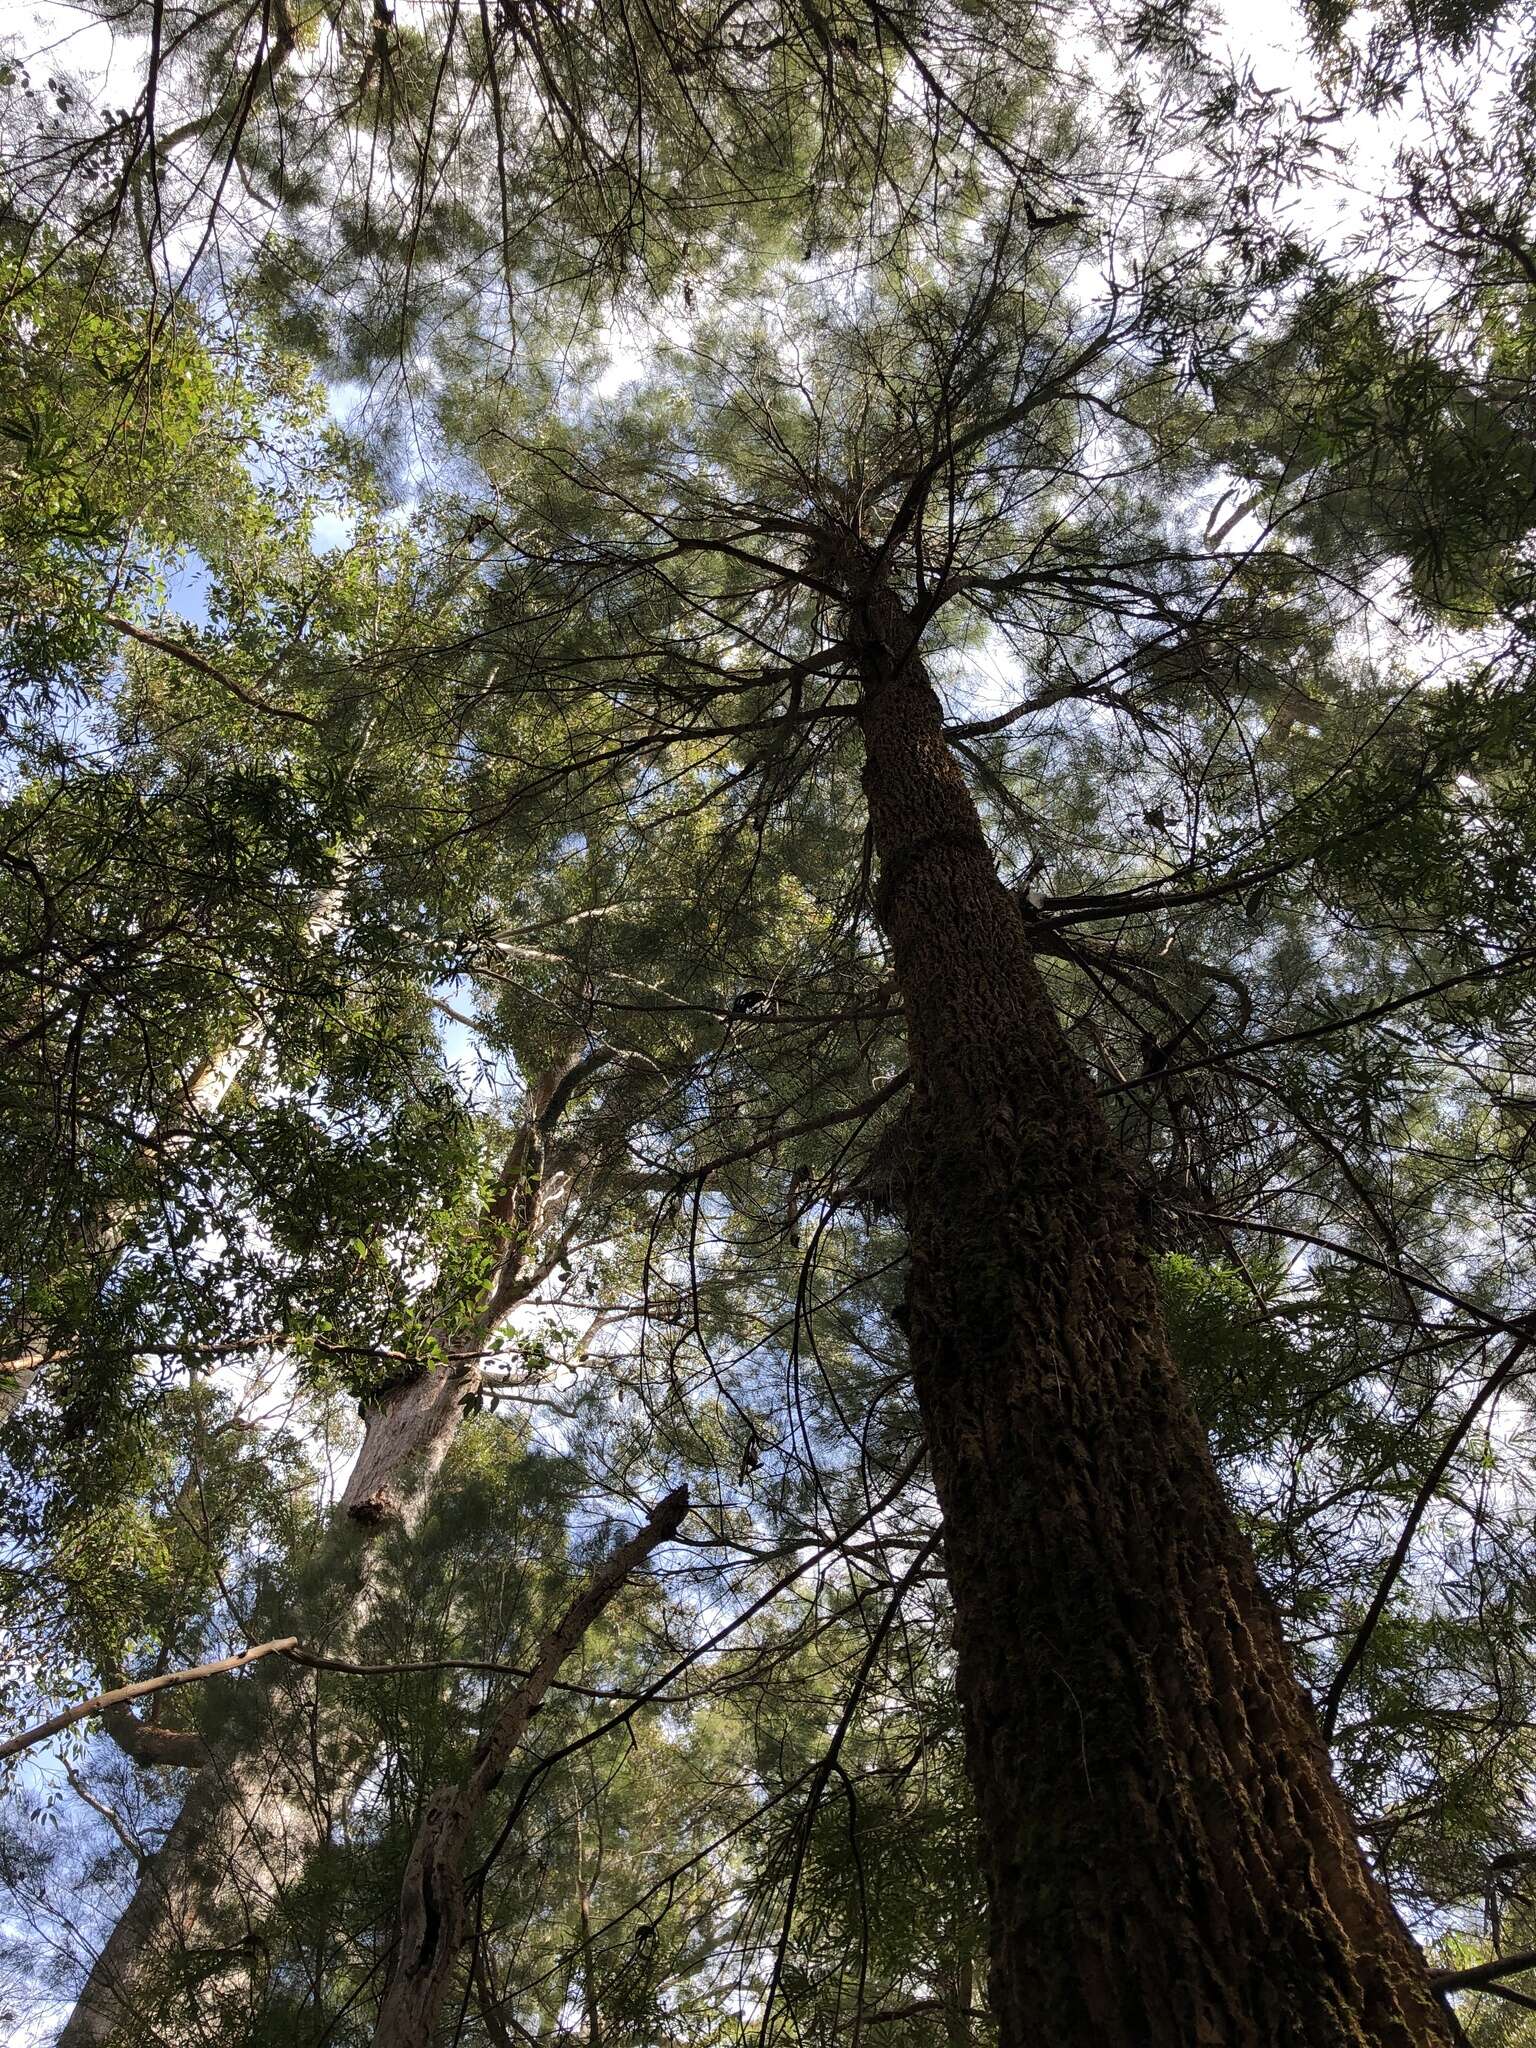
[308,505,357,556]
[433,981,523,1113]
[307,496,419,555]
[144,473,410,640]
[161,549,214,627]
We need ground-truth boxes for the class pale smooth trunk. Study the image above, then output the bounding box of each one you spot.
[57,1053,604,2044]
[57,1367,470,2046]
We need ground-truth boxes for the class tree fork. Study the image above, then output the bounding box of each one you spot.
[848,564,1454,2048]
[55,1051,610,2045]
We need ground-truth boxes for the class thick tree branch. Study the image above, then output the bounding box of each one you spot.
[1433,1948,1536,1993]
[372,1487,690,2048]
[101,614,317,727]
[0,1639,298,1761]
[101,1705,209,1769]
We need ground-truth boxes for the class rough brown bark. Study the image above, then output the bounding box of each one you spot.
[848,566,1454,2048]
[372,1486,688,2048]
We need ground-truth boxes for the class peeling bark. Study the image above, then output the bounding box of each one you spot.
[339,1358,480,1530]
[57,1052,618,2045]
[848,565,1453,2048]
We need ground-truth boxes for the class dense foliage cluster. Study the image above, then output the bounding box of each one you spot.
[6,0,1536,2043]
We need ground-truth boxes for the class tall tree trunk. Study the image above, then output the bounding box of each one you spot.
[55,1361,476,2047]
[56,1684,333,2046]
[56,1049,616,2046]
[848,570,1454,2048]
